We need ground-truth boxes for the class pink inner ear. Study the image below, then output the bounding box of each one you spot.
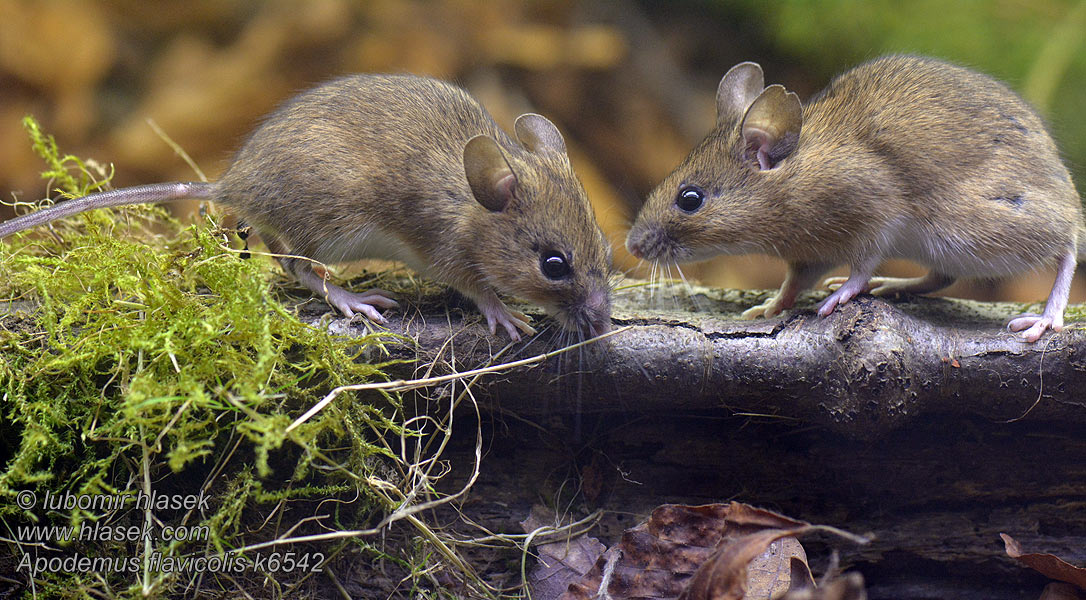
[495,172,517,199]
[488,171,517,211]
[756,148,771,170]
[744,127,774,170]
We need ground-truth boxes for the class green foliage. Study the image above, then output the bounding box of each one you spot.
[22,115,112,199]
[0,117,418,598]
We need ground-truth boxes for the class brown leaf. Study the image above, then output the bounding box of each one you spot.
[788,556,817,593]
[1040,582,1086,600]
[745,538,808,600]
[523,506,606,600]
[780,573,867,600]
[559,502,863,600]
[1002,533,1086,589]
[678,528,809,600]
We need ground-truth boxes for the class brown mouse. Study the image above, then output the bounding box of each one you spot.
[626,55,1083,342]
[1,74,613,340]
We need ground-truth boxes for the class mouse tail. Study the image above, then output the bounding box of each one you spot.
[0,182,214,239]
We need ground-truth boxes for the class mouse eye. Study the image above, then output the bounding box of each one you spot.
[675,186,705,213]
[540,251,571,280]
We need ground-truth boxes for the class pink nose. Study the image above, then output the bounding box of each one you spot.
[585,289,611,336]
[586,289,607,313]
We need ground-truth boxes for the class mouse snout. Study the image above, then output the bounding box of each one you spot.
[559,285,612,338]
[626,228,648,259]
[626,225,668,261]
[583,287,612,337]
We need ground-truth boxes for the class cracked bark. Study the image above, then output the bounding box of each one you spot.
[304,283,1086,438]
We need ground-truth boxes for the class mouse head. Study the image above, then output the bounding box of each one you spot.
[463,114,612,337]
[626,62,803,263]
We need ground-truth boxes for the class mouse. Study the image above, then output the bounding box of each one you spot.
[0,74,614,341]
[625,55,1083,342]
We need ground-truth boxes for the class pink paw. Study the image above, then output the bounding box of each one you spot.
[327,288,398,323]
[1007,313,1062,343]
[817,284,862,317]
[741,297,786,319]
[480,303,536,341]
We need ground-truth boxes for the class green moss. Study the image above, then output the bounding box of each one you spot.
[0,117,422,598]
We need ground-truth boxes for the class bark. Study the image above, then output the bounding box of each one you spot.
[306,283,1085,599]
[305,284,1086,439]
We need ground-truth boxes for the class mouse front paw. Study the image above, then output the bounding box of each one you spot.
[741,296,785,319]
[478,297,536,341]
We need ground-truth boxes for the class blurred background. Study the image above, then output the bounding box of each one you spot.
[1,0,1084,303]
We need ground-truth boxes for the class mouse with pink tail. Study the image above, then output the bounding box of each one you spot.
[626,55,1082,342]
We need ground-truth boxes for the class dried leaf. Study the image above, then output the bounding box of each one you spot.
[780,573,867,600]
[679,529,812,600]
[559,502,865,600]
[788,556,817,592]
[523,506,606,600]
[745,538,808,600]
[1040,582,1086,600]
[1002,533,1086,589]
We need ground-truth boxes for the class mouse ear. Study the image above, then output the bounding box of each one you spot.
[464,135,518,212]
[514,113,567,155]
[741,84,802,170]
[717,62,765,126]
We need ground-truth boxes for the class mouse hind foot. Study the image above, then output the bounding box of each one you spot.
[265,236,399,323]
[322,286,399,323]
[1007,250,1076,342]
[823,271,955,297]
[1007,313,1061,343]
[298,267,399,322]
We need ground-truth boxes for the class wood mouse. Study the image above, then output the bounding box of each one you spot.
[1,74,613,340]
[626,55,1083,342]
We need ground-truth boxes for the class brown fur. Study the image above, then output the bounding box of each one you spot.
[3,74,613,336]
[628,55,1082,309]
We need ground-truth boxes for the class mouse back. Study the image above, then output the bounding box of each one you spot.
[629,55,1082,272]
[213,74,612,336]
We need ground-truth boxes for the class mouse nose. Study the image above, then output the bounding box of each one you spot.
[583,288,612,337]
[626,231,646,259]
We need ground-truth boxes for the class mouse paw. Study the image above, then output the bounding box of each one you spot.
[327,287,399,323]
[1007,313,1062,343]
[817,281,866,317]
[480,301,536,341]
[741,296,785,320]
[823,276,884,294]
[822,276,847,291]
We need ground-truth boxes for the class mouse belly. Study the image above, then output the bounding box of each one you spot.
[884,221,1075,278]
[303,225,428,273]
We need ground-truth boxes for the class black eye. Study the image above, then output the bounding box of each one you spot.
[540,252,571,280]
[675,186,705,213]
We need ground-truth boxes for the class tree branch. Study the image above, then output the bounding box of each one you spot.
[306,285,1086,438]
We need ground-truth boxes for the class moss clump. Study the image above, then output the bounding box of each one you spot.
[0,118,419,598]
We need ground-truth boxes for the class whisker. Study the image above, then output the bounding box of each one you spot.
[675,262,703,313]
